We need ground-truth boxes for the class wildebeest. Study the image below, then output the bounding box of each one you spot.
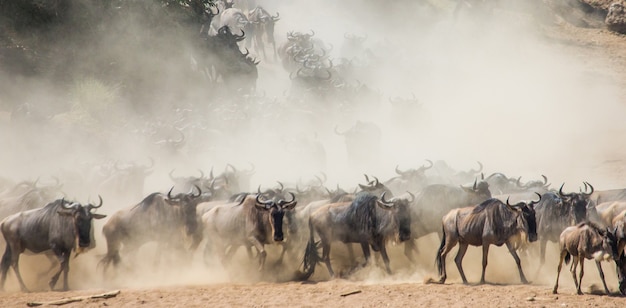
[334,121,382,169]
[247,6,279,60]
[299,191,413,280]
[435,195,539,284]
[552,222,619,295]
[98,186,203,273]
[592,187,626,205]
[596,201,626,227]
[0,197,106,291]
[405,179,491,261]
[202,191,297,270]
[384,160,433,195]
[209,7,249,38]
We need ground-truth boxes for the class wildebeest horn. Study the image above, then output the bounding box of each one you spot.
[257,185,263,194]
[309,29,315,36]
[255,193,273,209]
[62,199,78,209]
[583,181,594,196]
[246,162,255,175]
[314,175,324,186]
[473,179,477,191]
[395,165,406,176]
[542,175,548,186]
[420,159,433,171]
[363,174,370,183]
[471,161,483,174]
[516,177,525,188]
[325,187,332,197]
[280,192,296,205]
[167,186,175,200]
[272,12,279,20]
[372,176,379,186]
[558,183,574,198]
[226,163,237,173]
[276,181,284,191]
[92,195,103,209]
[505,197,518,211]
[380,192,393,205]
[169,169,179,181]
[197,169,205,179]
[529,192,541,206]
[407,191,415,203]
[191,185,202,198]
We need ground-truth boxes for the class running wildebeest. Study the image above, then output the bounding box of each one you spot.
[435,194,540,284]
[0,197,106,291]
[202,191,297,270]
[98,185,203,273]
[552,222,619,295]
[299,191,412,280]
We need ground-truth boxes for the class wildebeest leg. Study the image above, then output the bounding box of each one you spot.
[360,242,372,268]
[379,242,392,274]
[322,241,334,278]
[248,237,266,271]
[49,248,69,291]
[346,244,355,266]
[436,235,459,284]
[454,243,469,284]
[4,244,29,292]
[553,250,567,294]
[570,256,579,291]
[505,241,528,284]
[576,257,585,295]
[595,261,610,294]
[480,243,490,284]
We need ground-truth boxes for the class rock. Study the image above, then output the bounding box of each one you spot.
[606,1,626,33]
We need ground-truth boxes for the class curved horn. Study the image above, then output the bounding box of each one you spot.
[583,182,594,197]
[372,176,379,187]
[473,179,477,191]
[470,161,483,174]
[542,175,548,186]
[407,191,415,203]
[420,159,433,171]
[62,200,78,209]
[559,183,574,198]
[395,165,406,176]
[197,169,205,179]
[226,163,237,173]
[257,185,262,195]
[169,169,178,181]
[255,193,273,206]
[92,195,103,209]
[167,186,175,200]
[272,12,279,19]
[309,29,315,36]
[531,192,542,205]
[505,197,516,211]
[276,181,284,191]
[192,184,202,198]
[380,191,392,205]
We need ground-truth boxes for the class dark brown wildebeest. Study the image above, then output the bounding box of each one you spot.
[98,186,203,273]
[0,197,105,291]
[299,191,413,280]
[532,184,601,272]
[202,191,297,270]
[435,194,540,284]
[406,179,492,261]
[552,222,619,295]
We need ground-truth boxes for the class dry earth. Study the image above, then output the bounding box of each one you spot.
[3,9,626,308]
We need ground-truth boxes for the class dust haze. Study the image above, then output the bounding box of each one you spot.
[0,0,624,291]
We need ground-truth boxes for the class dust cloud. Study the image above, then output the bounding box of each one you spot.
[0,0,624,291]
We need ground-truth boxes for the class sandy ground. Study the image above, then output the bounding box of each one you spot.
[3,8,626,308]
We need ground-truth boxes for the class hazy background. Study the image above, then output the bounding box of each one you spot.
[0,0,624,290]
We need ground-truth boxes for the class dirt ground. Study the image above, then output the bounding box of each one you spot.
[4,7,626,308]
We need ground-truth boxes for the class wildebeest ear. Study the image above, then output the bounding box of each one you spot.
[92,213,107,219]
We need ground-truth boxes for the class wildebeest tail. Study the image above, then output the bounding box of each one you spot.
[295,219,320,281]
[435,224,446,277]
[564,252,571,265]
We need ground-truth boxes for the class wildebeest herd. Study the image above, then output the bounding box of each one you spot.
[1,160,626,296]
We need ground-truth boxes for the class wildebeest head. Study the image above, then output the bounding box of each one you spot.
[255,192,297,242]
[461,178,492,201]
[359,174,391,196]
[376,191,414,242]
[558,182,594,224]
[599,226,620,262]
[506,193,540,242]
[166,185,203,235]
[57,196,106,253]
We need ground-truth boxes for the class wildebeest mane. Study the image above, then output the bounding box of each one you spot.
[338,192,378,236]
[471,198,499,214]
[131,192,162,211]
[30,199,68,225]
[577,221,606,234]
[329,192,350,203]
